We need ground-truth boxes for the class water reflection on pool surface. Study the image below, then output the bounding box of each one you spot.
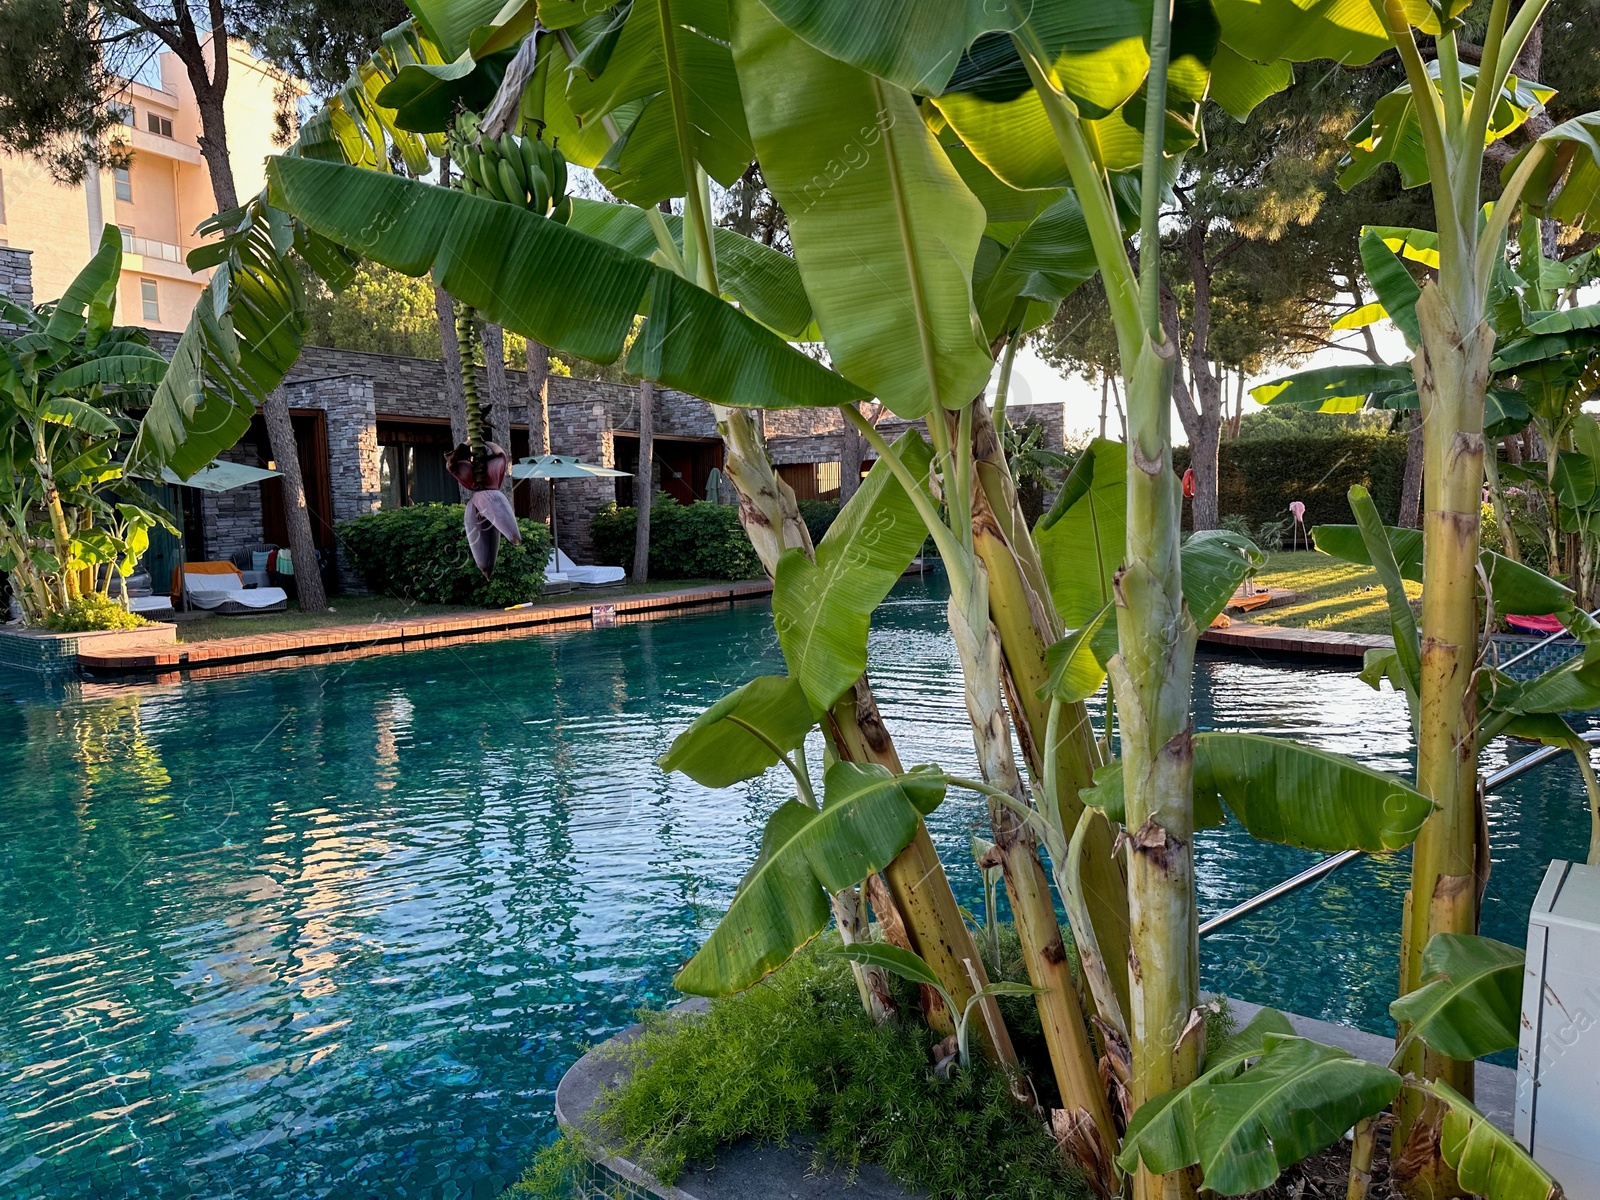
[0,576,1589,1198]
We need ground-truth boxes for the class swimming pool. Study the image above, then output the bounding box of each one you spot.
[0,577,1590,1198]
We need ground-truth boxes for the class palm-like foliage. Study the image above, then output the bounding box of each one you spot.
[0,230,178,621]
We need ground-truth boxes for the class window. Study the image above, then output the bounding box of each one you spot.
[146,112,173,138]
[113,167,132,202]
[110,103,134,126]
[140,278,159,322]
[816,461,841,496]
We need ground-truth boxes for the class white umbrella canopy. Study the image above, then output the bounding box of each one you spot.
[156,461,281,493]
[510,455,631,557]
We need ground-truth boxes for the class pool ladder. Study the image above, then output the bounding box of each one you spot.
[1198,729,1600,939]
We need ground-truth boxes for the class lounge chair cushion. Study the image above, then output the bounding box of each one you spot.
[550,550,625,587]
[180,561,289,613]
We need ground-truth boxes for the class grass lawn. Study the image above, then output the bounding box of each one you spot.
[171,578,745,643]
[1245,549,1420,636]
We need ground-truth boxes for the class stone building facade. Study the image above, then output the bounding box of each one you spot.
[4,254,1069,585]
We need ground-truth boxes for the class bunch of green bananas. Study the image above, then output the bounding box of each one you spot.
[451,112,571,224]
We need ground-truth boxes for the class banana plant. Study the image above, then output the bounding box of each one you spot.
[1314,484,1600,866]
[249,0,1575,1194]
[0,228,182,622]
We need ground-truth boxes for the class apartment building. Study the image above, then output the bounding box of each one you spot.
[0,38,300,331]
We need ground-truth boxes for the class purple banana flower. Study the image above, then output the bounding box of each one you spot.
[446,442,521,576]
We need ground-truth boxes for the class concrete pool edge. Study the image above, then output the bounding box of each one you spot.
[551,996,1516,1200]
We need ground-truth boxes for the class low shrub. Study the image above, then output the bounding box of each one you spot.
[797,498,841,545]
[591,501,764,580]
[509,934,1089,1200]
[338,503,552,606]
[41,593,149,632]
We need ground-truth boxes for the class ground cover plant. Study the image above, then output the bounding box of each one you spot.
[339,504,551,606]
[129,0,1600,1194]
[591,500,765,579]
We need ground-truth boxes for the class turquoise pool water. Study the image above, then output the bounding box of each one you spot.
[0,577,1591,1199]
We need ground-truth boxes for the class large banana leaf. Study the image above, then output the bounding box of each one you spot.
[1510,111,1600,232]
[730,0,991,419]
[126,207,314,477]
[1209,45,1293,121]
[1390,934,1523,1061]
[1348,484,1421,707]
[773,431,935,712]
[972,191,1101,342]
[1210,0,1394,66]
[566,199,813,338]
[1190,1036,1401,1195]
[1251,362,1414,412]
[1342,64,1555,190]
[1118,1007,1297,1176]
[1421,1081,1563,1200]
[1036,438,1126,631]
[1039,604,1113,705]
[562,0,754,195]
[674,761,930,995]
[45,227,123,344]
[658,675,816,788]
[1182,529,1265,630]
[1360,226,1422,346]
[269,155,863,409]
[1083,732,1431,852]
[1495,647,1600,714]
[1196,732,1432,852]
[409,0,519,59]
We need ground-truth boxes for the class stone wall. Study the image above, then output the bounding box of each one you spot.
[0,248,34,330]
[288,375,382,589]
[201,439,268,555]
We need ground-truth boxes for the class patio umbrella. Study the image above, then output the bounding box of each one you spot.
[157,461,281,492]
[510,455,630,557]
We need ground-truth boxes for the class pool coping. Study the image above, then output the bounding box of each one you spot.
[552,995,1517,1200]
[73,580,775,677]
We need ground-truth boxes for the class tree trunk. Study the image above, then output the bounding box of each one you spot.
[1170,230,1224,531]
[1400,411,1424,528]
[436,287,469,452]
[1099,375,1109,439]
[525,340,552,524]
[262,386,327,612]
[482,323,512,493]
[1112,375,1127,440]
[839,403,865,504]
[633,379,654,583]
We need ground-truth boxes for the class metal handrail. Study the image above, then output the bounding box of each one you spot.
[1197,730,1600,939]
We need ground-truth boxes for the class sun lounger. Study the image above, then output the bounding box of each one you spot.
[550,550,625,587]
[127,595,174,620]
[179,562,290,614]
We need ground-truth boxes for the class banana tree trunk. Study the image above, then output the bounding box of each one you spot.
[946,558,1119,1191]
[1394,286,1491,1161]
[1115,340,1200,1200]
[968,401,1133,1025]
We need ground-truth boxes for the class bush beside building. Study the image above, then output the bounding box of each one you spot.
[338,505,552,607]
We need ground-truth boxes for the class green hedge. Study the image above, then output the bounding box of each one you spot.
[338,503,552,606]
[1175,432,1407,529]
[592,500,768,579]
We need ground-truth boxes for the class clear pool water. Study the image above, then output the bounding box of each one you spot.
[0,577,1591,1199]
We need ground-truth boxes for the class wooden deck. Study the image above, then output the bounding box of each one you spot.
[77,580,775,677]
[1199,621,1390,661]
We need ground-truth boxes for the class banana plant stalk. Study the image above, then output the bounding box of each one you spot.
[445,304,520,576]
[644,51,991,1032]
[1010,4,1201,1196]
[848,405,1120,1188]
[1372,0,1558,1167]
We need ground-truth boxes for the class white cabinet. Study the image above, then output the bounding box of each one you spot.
[1517,860,1600,1198]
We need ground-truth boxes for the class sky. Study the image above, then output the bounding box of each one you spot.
[995,326,1412,446]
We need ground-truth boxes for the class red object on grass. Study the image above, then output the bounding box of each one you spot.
[1507,614,1566,634]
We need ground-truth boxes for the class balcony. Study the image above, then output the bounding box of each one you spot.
[120,232,184,263]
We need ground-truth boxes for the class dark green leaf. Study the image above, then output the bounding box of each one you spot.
[658,675,815,788]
